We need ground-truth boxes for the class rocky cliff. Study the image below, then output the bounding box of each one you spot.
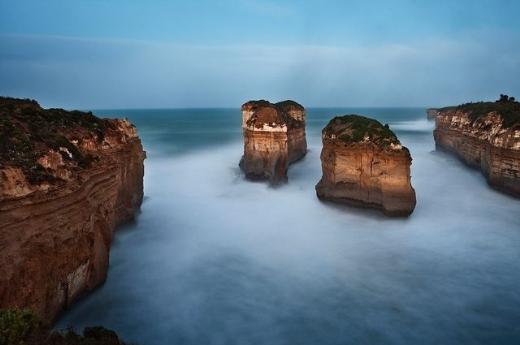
[433,96,520,196]
[426,108,440,120]
[0,97,145,321]
[315,115,416,216]
[240,100,307,183]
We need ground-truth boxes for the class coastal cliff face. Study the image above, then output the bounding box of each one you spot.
[315,115,416,216]
[433,97,520,196]
[240,100,307,183]
[0,97,145,321]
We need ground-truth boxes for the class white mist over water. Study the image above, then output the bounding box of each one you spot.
[57,110,520,345]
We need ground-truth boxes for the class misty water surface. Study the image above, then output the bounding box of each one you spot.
[57,108,520,345]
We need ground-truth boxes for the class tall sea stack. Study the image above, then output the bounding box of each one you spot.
[0,97,145,321]
[315,115,416,216]
[433,95,520,196]
[240,100,307,183]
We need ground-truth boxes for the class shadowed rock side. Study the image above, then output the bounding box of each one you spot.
[0,97,145,322]
[315,115,416,217]
[433,96,520,197]
[239,100,307,183]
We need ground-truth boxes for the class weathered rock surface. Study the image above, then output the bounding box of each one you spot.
[0,97,145,321]
[433,96,520,196]
[315,115,416,216]
[426,108,440,120]
[240,100,307,183]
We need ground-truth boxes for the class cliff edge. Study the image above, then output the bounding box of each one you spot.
[315,115,416,216]
[0,97,145,321]
[433,95,520,196]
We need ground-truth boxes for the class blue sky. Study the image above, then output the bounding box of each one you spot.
[1,0,520,108]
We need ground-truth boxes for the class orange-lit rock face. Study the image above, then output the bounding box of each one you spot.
[315,115,416,216]
[434,110,520,196]
[0,98,145,322]
[240,100,307,183]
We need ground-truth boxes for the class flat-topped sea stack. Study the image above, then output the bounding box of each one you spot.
[0,97,145,321]
[315,115,416,216]
[433,95,520,196]
[240,100,307,183]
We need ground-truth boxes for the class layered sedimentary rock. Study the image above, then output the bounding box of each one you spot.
[240,100,307,183]
[0,97,145,321]
[426,108,440,120]
[315,115,416,216]
[433,96,520,196]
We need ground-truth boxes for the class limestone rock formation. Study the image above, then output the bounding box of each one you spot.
[315,115,416,216]
[0,97,145,321]
[433,95,520,196]
[240,100,307,183]
[426,108,440,120]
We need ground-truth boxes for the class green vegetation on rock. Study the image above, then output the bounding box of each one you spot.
[323,114,400,147]
[0,309,131,345]
[0,97,110,183]
[440,94,520,128]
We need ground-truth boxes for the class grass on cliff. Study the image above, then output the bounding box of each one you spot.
[0,309,132,345]
[0,97,108,183]
[324,114,400,147]
[440,95,520,128]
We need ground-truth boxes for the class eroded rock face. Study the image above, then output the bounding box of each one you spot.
[315,115,416,216]
[433,99,520,197]
[0,97,145,321]
[240,100,307,183]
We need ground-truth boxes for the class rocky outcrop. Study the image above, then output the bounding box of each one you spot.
[433,96,520,197]
[0,97,145,321]
[240,100,307,183]
[315,115,416,216]
[426,108,440,120]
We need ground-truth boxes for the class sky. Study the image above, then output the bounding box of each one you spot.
[1,0,520,108]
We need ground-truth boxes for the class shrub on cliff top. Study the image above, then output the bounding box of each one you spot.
[0,309,132,345]
[324,114,400,147]
[440,95,520,128]
[0,97,110,183]
[0,309,44,345]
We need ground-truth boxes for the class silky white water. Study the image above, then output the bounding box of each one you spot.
[57,108,520,345]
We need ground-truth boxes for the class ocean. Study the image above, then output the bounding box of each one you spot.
[56,108,520,345]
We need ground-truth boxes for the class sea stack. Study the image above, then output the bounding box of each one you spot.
[240,100,307,183]
[0,97,145,321]
[433,95,520,197]
[426,108,440,120]
[315,115,416,216]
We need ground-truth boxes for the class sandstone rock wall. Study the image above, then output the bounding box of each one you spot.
[315,115,416,216]
[0,99,145,322]
[434,110,520,196]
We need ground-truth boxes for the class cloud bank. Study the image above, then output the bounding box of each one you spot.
[1,33,519,109]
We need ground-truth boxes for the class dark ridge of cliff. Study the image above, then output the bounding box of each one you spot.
[322,115,401,148]
[0,97,122,184]
[0,309,130,345]
[438,95,520,128]
[241,99,305,129]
